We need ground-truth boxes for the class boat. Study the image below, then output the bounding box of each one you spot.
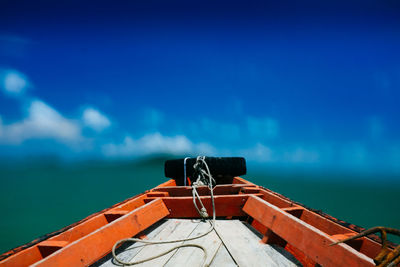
[0,156,398,267]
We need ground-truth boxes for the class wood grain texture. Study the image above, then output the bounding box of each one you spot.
[128,219,199,266]
[214,220,299,267]
[209,243,237,267]
[165,220,221,267]
[243,196,374,267]
[96,219,172,267]
[32,199,169,267]
[91,219,303,267]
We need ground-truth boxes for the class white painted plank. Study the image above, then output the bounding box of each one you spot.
[164,220,221,267]
[209,243,238,267]
[96,219,173,267]
[242,222,302,266]
[129,219,200,266]
[215,220,300,267]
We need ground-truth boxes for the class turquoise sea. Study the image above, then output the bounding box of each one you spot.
[0,156,399,254]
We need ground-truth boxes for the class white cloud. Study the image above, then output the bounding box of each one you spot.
[0,69,30,95]
[241,143,274,162]
[0,100,82,145]
[284,147,320,164]
[82,107,111,132]
[247,117,279,139]
[241,144,320,164]
[102,132,215,157]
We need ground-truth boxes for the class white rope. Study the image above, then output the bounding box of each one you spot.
[183,157,190,186]
[112,156,216,267]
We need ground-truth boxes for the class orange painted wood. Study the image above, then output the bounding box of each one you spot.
[251,213,314,266]
[251,219,268,234]
[299,209,353,236]
[104,210,129,216]
[145,195,258,218]
[104,210,129,223]
[32,199,169,267]
[151,186,193,195]
[256,187,382,258]
[51,195,147,243]
[243,196,375,267]
[1,176,388,266]
[282,206,304,218]
[0,214,109,267]
[240,186,260,194]
[151,184,247,196]
[114,194,147,211]
[257,188,294,208]
[38,241,68,248]
[282,206,304,212]
[331,233,357,240]
[155,179,176,187]
[285,243,317,267]
[0,246,42,267]
[51,215,109,243]
[146,192,169,197]
[232,176,254,184]
[329,233,365,253]
[296,209,381,258]
[37,241,69,258]
[261,229,287,247]
[1,194,149,266]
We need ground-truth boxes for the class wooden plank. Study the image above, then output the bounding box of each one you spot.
[299,210,381,257]
[31,199,169,267]
[164,220,221,267]
[257,188,294,208]
[232,177,255,184]
[113,194,147,211]
[243,196,375,267]
[240,187,260,194]
[95,219,173,267]
[154,179,176,188]
[37,241,69,258]
[128,219,200,266]
[257,187,382,259]
[151,184,246,196]
[146,192,169,198]
[104,210,130,223]
[144,195,260,218]
[209,243,237,267]
[214,220,299,267]
[242,222,301,265]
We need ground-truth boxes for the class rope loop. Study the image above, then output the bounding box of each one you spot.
[112,156,216,267]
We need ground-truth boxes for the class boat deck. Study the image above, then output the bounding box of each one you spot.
[92,219,301,267]
[2,177,386,266]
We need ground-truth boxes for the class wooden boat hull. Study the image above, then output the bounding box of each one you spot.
[0,177,395,266]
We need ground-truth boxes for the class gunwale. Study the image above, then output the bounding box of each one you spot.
[0,177,395,266]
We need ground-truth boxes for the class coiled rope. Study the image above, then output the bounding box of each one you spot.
[112,156,216,266]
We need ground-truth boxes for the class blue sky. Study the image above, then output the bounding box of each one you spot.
[0,0,400,172]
